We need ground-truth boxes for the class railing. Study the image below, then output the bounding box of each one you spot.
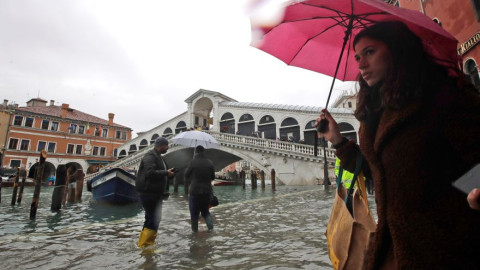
[205,130,336,160]
[86,131,336,180]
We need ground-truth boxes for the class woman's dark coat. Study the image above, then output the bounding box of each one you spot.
[337,86,480,269]
[185,152,215,195]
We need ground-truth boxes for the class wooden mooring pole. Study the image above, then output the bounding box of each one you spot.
[10,167,20,205]
[241,170,245,190]
[271,169,276,191]
[51,165,66,211]
[67,169,76,203]
[260,170,265,189]
[75,169,85,202]
[17,169,26,204]
[30,150,47,219]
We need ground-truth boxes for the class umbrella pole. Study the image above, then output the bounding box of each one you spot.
[318,18,354,186]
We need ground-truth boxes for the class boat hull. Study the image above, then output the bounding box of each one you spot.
[88,168,138,204]
[213,179,237,186]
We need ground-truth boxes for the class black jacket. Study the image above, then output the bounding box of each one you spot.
[185,152,215,195]
[136,149,169,198]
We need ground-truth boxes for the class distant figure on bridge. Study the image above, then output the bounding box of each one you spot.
[185,145,215,232]
[316,21,480,269]
[136,137,176,248]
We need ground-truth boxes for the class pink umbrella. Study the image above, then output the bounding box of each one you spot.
[251,0,458,109]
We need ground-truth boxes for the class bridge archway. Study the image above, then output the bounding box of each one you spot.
[128,144,137,155]
[304,119,318,145]
[163,128,173,137]
[193,97,213,128]
[220,112,235,134]
[175,121,187,134]
[258,115,276,139]
[150,134,159,144]
[238,113,254,136]
[280,117,300,142]
[139,139,149,150]
[118,149,127,159]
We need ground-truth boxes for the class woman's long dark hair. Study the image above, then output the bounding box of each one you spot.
[353,21,452,121]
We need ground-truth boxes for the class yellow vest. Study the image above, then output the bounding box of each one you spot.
[334,158,356,189]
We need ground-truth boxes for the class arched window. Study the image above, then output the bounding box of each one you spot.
[280,117,299,142]
[338,122,357,142]
[119,149,127,159]
[221,112,234,121]
[220,112,235,134]
[150,134,159,144]
[128,144,137,154]
[466,59,480,91]
[238,114,255,136]
[139,139,149,150]
[163,128,173,137]
[258,115,276,139]
[239,114,254,122]
[175,121,187,134]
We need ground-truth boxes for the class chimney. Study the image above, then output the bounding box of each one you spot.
[108,113,114,126]
[3,99,8,107]
[50,100,55,106]
[61,103,69,118]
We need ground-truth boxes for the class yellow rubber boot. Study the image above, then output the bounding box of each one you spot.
[137,228,157,248]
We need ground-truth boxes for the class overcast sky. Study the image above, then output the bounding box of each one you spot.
[0,0,355,137]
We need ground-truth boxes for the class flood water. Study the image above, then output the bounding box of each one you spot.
[0,184,376,269]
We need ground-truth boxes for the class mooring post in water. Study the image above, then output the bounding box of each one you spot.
[173,174,179,193]
[271,169,276,191]
[250,170,255,189]
[51,165,66,211]
[17,168,26,204]
[67,169,76,203]
[241,170,245,190]
[260,170,265,189]
[75,169,85,202]
[11,167,20,205]
[62,166,72,206]
[30,150,47,219]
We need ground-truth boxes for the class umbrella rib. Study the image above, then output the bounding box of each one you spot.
[288,21,346,65]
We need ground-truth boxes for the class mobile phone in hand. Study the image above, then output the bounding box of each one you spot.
[452,163,480,194]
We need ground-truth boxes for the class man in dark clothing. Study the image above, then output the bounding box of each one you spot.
[185,145,215,232]
[136,137,176,248]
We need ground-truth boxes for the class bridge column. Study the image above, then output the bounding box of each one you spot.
[271,169,276,191]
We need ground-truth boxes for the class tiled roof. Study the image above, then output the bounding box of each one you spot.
[16,106,130,129]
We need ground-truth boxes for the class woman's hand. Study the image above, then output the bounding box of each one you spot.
[315,109,343,145]
[467,188,480,210]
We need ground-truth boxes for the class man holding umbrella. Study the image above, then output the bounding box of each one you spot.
[136,137,176,248]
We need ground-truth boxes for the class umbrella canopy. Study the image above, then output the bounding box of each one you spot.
[251,0,458,87]
[170,131,219,149]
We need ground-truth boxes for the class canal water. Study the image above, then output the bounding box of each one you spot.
[0,184,376,269]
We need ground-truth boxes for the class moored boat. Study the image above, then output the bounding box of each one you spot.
[213,179,237,186]
[1,178,35,188]
[87,168,138,204]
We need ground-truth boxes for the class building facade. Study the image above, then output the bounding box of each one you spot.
[1,98,132,179]
[390,0,480,90]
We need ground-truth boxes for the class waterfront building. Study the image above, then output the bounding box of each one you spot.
[387,0,480,91]
[1,98,132,179]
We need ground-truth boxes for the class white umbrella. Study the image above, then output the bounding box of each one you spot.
[170,131,219,149]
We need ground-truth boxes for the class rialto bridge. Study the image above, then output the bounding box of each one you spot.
[107,89,359,185]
